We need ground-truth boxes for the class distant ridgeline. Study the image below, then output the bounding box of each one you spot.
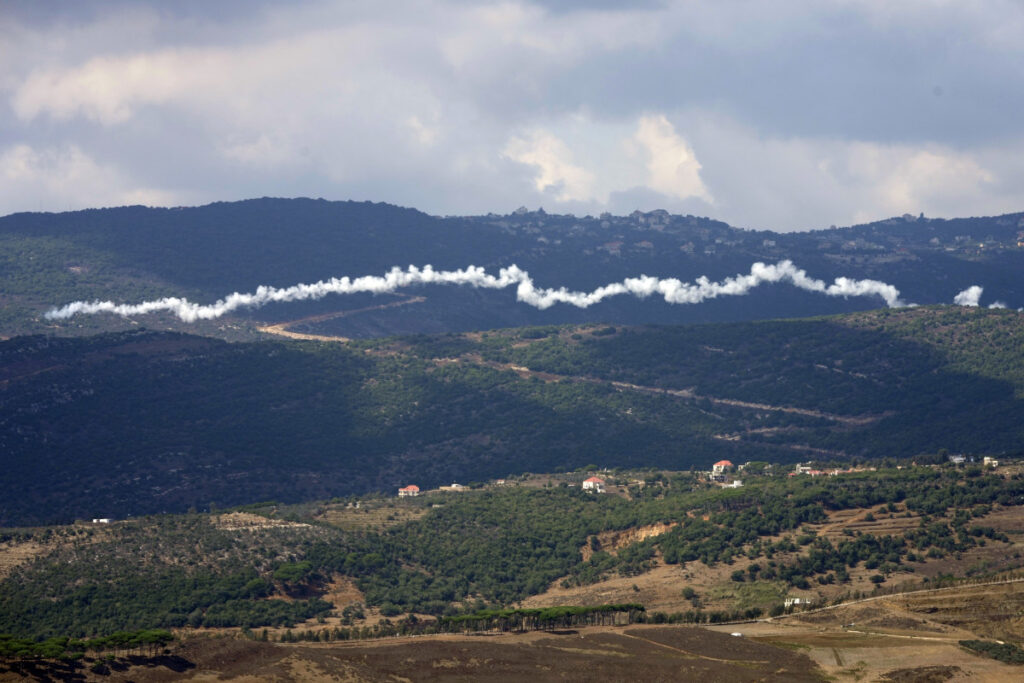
[1,306,1022,525]
[2,198,1024,338]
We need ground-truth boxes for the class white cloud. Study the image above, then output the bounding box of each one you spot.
[665,111,1021,230]
[0,144,179,212]
[406,115,440,147]
[502,130,596,202]
[3,1,1024,225]
[842,144,995,221]
[13,51,206,125]
[632,114,712,203]
[220,134,301,167]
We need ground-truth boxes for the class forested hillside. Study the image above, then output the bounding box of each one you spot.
[3,199,1024,338]
[2,307,1022,526]
[2,464,1022,641]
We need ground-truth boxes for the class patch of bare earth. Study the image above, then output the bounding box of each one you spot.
[708,621,1017,683]
[80,625,823,682]
[580,522,677,561]
[314,502,427,532]
[0,540,46,580]
[213,512,310,531]
[320,575,365,610]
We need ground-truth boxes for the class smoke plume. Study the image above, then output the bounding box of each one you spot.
[44,260,909,323]
[953,285,983,307]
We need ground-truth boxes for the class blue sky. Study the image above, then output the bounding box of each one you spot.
[3,0,1024,230]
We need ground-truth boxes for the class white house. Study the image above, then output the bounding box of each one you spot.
[712,460,733,475]
[582,476,605,493]
[983,456,999,468]
[398,485,420,497]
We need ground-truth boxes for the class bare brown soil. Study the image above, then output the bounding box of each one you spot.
[0,540,46,580]
[319,575,366,611]
[256,295,426,342]
[213,512,310,531]
[314,501,428,532]
[9,625,823,682]
[710,620,1018,683]
[580,522,677,562]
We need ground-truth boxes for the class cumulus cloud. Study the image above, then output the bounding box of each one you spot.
[502,130,596,202]
[12,51,202,124]
[0,143,179,212]
[3,1,1024,226]
[632,114,712,204]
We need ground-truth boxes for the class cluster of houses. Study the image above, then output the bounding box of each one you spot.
[398,476,608,498]
[708,460,742,487]
[788,463,873,478]
[397,482,472,497]
[949,454,999,468]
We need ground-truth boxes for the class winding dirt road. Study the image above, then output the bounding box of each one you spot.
[259,310,881,430]
[256,295,426,342]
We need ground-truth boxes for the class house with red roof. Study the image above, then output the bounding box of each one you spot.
[712,460,733,475]
[582,476,605,493]
[397,485,420,497]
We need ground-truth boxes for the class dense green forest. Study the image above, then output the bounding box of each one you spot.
[1,464,1021,641]
[2,306,1023,525]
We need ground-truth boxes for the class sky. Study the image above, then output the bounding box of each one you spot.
[3,0,1024,231]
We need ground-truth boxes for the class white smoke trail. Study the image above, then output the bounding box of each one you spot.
[953,285,983,307]
[44,260,909,323]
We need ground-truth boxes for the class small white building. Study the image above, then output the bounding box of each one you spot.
[983,456,999,468]
[440,483,466,492]
[91,518,111,524]
[727,480,743,488]
[712,460,733,475]
[582,477,605,493]
[398,485,420,498]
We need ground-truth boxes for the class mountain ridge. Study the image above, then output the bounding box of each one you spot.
[3,198,1024,339]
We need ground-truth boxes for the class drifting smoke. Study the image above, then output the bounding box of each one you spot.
[953,286,984,307]
[45,260,909,323]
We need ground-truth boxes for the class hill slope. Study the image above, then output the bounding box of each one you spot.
[3,198,1024,338]
[1,307,1022,525]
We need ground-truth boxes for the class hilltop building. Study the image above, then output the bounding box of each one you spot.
[398,485,420,497]
[712,460,733,475]
[582,477,605,493]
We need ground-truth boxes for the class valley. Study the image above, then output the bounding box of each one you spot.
[3,201,1024,679]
